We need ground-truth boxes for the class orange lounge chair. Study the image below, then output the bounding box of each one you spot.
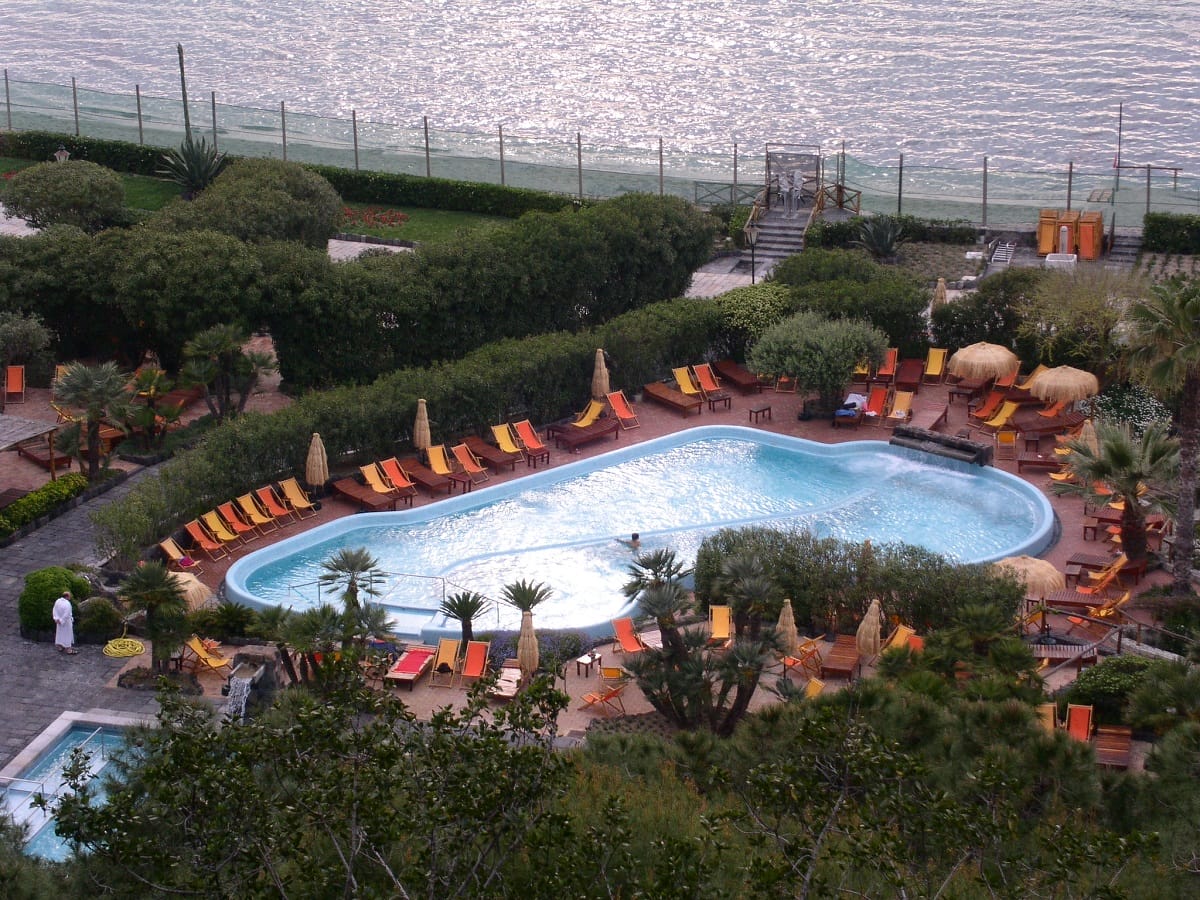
[692,363,732,401]
[708,605,733,648]
[184,519,229,561]
[256,485,299,525]
[804,678,825,699]
[579,682,627,716]
[605,390,640,429]
[781,638,823,678]
[159,536,204,575]
[884,390,914,427]
[1037,399,1068,418]
[278,478,318,519]
[994,367,1019,390]
[5,365,26,403]
[451,443,490,484]
[968,390,1006,423]
[862,385,888,425]
[457,640,491,686]
[1013,364,1049,392]
[612,617,664,653]
[378,458,420,499]
[872,348,898,383]
[237,493,280,533]
[1065,704,1094,742]
[512,420,551,465]
[200,511,244,548]
[217,501,260,543]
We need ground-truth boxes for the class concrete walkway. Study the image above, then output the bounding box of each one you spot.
[0,469,159,769]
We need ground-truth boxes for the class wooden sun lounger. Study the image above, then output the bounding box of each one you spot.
[463,434,520,472]
[548,417,620,451]
[332,477,399,512]
[820,634,861,681]
[894,358,925,393]
[909,403,948,431]
[16,441,74,472]
[384,645,437,691]
[713,359,765,394]
[642,380,703,416]
[396,456,453,495]
[1092,725,1133,770]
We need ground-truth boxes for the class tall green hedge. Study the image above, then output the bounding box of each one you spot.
[805,214,976,249]
[92,294,724,562]
[1142,212,1200,253]
[0,130,162,175]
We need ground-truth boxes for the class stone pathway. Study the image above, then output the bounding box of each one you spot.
[0,469,159,769]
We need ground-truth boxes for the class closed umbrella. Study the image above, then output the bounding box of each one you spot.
[305,432,328,491]
[590,348,610,402]
[947,342,1020,381]
[931,277,948,310]
[992,555,1064,600]
[413,398,431,451]
[777,598,800,657]
[1077,419,1099,456]
[170,571,215,611]
[856,597,884,658]
[517,609,539,679]
[1030,366,1100,403]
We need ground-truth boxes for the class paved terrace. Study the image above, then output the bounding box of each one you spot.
[1,366,1162,768]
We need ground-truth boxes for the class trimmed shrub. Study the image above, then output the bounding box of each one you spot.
[0,130,162,176]
[76,596,125,643]
[18,566,92,638]
[1142,212,1200,254]
[0,160,125,233]
[0,473,89,539]
[1062,655,1154,726]
[806,215,975,249]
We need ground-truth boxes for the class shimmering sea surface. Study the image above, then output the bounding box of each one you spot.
[3,1,1199,169]
[229,433,1053,637]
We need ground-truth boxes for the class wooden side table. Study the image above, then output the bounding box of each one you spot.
[749,403,772,423]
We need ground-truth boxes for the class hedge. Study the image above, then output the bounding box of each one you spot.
[1142,212,1200,254]
[0,130,162,176]
[92,294,725,563]
[18,566,92,637]
[0,472,89,539]
[805,214,977,249]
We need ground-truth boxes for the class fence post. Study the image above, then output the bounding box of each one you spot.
[352,109,359,170]
[423,116,431,177]
[210,91,218,151]
[498,124,505,185]
[577,132,583,200]
[982,156,988,231]
[135,84,143,144]
[280,101,287,161]
[1145,164,1151,216]
[1066,160,1073,210]
[897,152,904,216]
[658,137,664,196]
[4,69,11,131]
[71,76,80,136]
[733,141,738,204]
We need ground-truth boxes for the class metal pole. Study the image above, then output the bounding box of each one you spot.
[576,132,583,200]
[280,101,287,161]
[733,141,738,204]
[210,91,218,151]
[352,110,359,170]
[897,153,904,216]
[135,84,143,144]
[1114,102,1123,194]
[982,156,988,231]
[658,137,664,196]
[4,69,11,131]
[1066,160,1073,210]
[1146,163,1152,217]
[177,43,191,141]
[423,116,431,177]
[498,124,505,185]
[71,77,79,136]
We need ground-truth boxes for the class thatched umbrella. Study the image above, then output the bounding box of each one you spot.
[413,399,431,451]
[304,432,328,492]
[1030,366,1100,403]
[992,555,1064,600]
[947,342,1020,381]
[517,609,539,679]
[590,348,610,402]
[777,598,801,657]
[170,571,214,611]
[856,597,884,658]
[931,277,948,310]
[1077,418,1099,455]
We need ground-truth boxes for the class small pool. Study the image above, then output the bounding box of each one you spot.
[0,714,139,861]
[226,427,1054,641]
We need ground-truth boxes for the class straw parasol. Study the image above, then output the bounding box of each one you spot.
[1077,418,1099,456]
[992,555,1064,600]
[1030,366,1100,403]
[590,348,610,402]
[170,571,214,611]
[856,597,884,657]
[777,598,800,657]
[305,432,328,491]
[931,277,948,310]
[517,609,539,679]
[413,398,431,451]
[947,342,1020,381]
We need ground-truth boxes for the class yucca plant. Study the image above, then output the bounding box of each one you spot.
[853,215,906,261]
[158,135,227,199]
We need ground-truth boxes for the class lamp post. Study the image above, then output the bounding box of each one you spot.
[53,145,70,163]
[744,220,760,284]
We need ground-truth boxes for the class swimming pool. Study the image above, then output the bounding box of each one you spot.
[225,427,1054,641]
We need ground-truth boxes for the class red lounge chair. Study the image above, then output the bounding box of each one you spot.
[1065,703,1094,742]
[184,519,229,561]
[968,390,1006,423]
[256,485,299,524]
[217,501,261,543]
[237,493,280,533]
[872,348,898,383]
[383,645,437,691]
[605,390,640,429]
[378,458,421,498]
[457,640,491,686]
[512,420,551,465]
[451,443,490,484]
[862,386,888,425]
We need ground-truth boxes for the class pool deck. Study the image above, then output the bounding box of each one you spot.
[0,372,1169,767]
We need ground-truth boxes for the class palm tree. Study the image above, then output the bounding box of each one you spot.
[621,548,691,603]
[1054,421,1178,564]
[1125,278,1200,595]
[283,604,344,684]
[52,361,131,479]
[121,561,188,674]
[253,605,299,685]
[712,551,776,638]
[318,548,383,617]
[439,591,490,645]
[500,579,553,612]
[182,324,277,423]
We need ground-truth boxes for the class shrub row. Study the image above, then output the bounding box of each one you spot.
[0,130,162,176]
[92,294,725,563]
[0,472,89,539]
[1142,212,1200,253]
[806,214,976,249]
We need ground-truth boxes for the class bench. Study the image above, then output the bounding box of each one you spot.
[643,381,703,416]
[1017,452,1063,473]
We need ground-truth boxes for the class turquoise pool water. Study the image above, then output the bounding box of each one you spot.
[2,725,126,861]
[225,427,1055,641]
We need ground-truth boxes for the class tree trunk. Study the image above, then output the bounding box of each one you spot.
[86,420,102,479]
[1172,369,1199,595]
[277,642,299,685]
[1120,504,1148,565]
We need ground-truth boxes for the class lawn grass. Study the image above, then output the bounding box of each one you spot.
[897,241,985,284]
[340,202,509,243]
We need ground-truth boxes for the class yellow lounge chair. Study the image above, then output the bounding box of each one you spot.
[804,677,825,699]
[159,536,204,575]
[492,423,527,458]
[708,605,733,648]
[201,510,244,547]
[1014,364,1049,392]
[237,493,280,533]
[881,624,917,654]
[605,390,640,429]
[571,399,605,429]
[256,485,299,525]
[429,637,461,687]
[361,462,404,497]
[923,348,947,383]
[427,444,456,478]
[278,478,318,519]
[979,400,1020,433]
[451,444,490,484]
[884,390,914,427]
[181,635,232,674]
[851,358,871,383]
[672,366,704,399]
[378,458,420,499]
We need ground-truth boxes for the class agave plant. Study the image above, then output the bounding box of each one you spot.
[853,215,906,261]
[158,135,227,199]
